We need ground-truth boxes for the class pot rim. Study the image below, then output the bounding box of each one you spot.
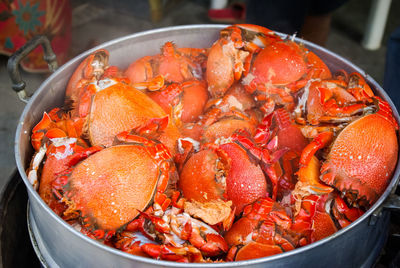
[14,24,400,267]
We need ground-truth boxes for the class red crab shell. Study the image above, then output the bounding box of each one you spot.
[305,50,332,80]
[321,113,398,207]
[87,81,180,153]
[206,40,236,98]
[246,41,308,86]
[39,149,77,214]
[179,142,267,214]
[201,118,257,144]
[179,149,227,202]
[147,80,209,123]
[62,144,177,231]
[65,49,110,111]
[224,197,297,261]
[125,42,206,85]
[220,142,268,213]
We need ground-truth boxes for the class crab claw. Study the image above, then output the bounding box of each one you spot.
[224,197,296,261]
[299,131,333,167]
[179,140,267,214]
[346,72,374,101]
[31,112,55,151]
[190,231,228,257]
[294,131,334,198]
[65,49,109,105]
[206,24,277,98]
[232,242,283,261]
[31,108,81,151]
[297,155,333,195]
[141,244,202,262]
[332,196,364,228]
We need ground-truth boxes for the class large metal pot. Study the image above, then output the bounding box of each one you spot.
[9,25,400,267]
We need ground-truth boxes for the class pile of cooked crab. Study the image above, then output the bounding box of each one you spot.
[27,24,398,262]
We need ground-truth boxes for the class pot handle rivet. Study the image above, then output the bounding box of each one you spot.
[382,194,400,211]
[369,190,400,226]
[7,35,58,103]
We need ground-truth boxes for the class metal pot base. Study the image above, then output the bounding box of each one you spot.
[27,202,59,268]
[361,227,389,267]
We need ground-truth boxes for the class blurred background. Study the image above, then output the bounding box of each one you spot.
[0,0,400,266]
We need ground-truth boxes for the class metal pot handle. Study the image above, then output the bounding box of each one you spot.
[382,194,400,210]
[369,182,400,225]
[7,35,58,103]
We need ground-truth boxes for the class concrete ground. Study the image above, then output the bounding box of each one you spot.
[1,0,399,191]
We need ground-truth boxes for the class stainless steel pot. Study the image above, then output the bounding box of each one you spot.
[9,25,400,268]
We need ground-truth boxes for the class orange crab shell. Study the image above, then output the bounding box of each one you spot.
[224,197,295,261]
[310,211,338,242]
[157,42,196,83]
[234,242,283,261]
[305,79,359,125]
[178,80,209,123]
[321,113,398,207]
[65,49,110,103]
[179,142,267,214]
[206,40,237,98]
[205,24,284,99]
[246,41,308,87]
[125,42,206,86]
[124,55,153,85]
[305,50,332,80]
[65,144,176,231]
[87,81,180,153]
[39,152,74,214]
[147,80,209,123]
[178,149,227,202]
[224,216,257,247]
[202,118,257,144]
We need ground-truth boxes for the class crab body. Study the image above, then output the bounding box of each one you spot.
[179,141,267,214]
[321,113,398,207]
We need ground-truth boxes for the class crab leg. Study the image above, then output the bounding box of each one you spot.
[297,131,334,195]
